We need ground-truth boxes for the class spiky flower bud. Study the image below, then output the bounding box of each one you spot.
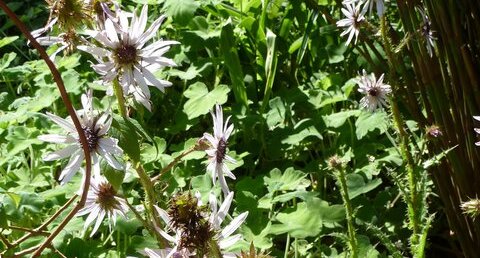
[328,155,343,170]
[460,199,480,219]
[168,192,215,253]
[426,125,442,139]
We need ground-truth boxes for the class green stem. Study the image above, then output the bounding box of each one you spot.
[113,78,127,118]
[380,15,420,250]
[335,166,358,258]
[208,238,223,258]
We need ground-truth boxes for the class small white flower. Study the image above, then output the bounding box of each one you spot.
[473,116,480,146]
[357,70,391,111]
[203,104,236,196]
[342,0,385,17]
[336,1,366,45]
[417,7,435,57]
[79,5,179,110]
[38,91,124,184]
[76,175,128,237]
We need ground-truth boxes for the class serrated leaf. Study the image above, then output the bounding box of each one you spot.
[183,82,230,119]
[263,167,310,193]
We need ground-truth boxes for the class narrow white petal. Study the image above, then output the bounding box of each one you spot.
[46,112,77,133]
[220,212,248,239]
[44,145,80,161]
[59,151,84,184]
[38,134,76,144]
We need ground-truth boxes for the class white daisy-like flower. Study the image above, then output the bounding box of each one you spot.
[149,192,248,258]
[473,116,480,146]
[417,7,435,57]
[357,70,392,111]
[76,175,128,237]
[38,91,124,184]
[207,191,248,256]
[203,104,236,196]
[336,1,366,45]
[79,5,179,111]
[342,0,385,17]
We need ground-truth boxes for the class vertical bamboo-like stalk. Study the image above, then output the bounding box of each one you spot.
[394,0,480,256]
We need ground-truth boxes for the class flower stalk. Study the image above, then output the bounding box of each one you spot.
[380,15,420,250]
[331,158,358,258]
[113,77,127,118]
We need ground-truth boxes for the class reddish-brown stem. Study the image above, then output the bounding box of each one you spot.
[0,233,12,249]
[8,226,49,235]
[151,148,196,183]
[8,194,77,248]
[0,2,91,256]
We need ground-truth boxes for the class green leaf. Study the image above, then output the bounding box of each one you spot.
[0,36,18,49]
[183,82,230,119]
[281,119,322,145]
[323,110,360,128]
[263,167,310,193]
[326,43,347,64]
[269,198,337,238]
[266,97,286,129]
[0,52,17,71]
[220,19,248,107]
[112,115,140,162]
[346,174,382,199]
[260,29,278,113]
[355,111,389,139]
[163,0,199,26]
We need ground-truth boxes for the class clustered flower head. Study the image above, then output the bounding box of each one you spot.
[79,4,179,110]
[357,70,391,111]
[203,104,237,195]
[147,191,248,258]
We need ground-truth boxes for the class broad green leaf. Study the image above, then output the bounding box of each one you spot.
[326,43,347,64]
[269,198,328,238]
[263,167,310,193]
[163,0,199,26]
[355,111,389,139]
[281,119,322,145]
[346,174,382,199]
[323,110,360,128]
[183,82,230,119]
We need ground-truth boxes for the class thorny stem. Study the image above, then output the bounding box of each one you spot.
[380,15,420,248]
[334,166,358,258]
[0,3,92,257]
[0,233,12,249]
[8,226,49,235]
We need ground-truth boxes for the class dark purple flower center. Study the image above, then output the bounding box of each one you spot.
[368,87,379,97]
[96,182,120,212]
[82,126,99,151]
[115,43,137,66]
[216,138,227,163]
